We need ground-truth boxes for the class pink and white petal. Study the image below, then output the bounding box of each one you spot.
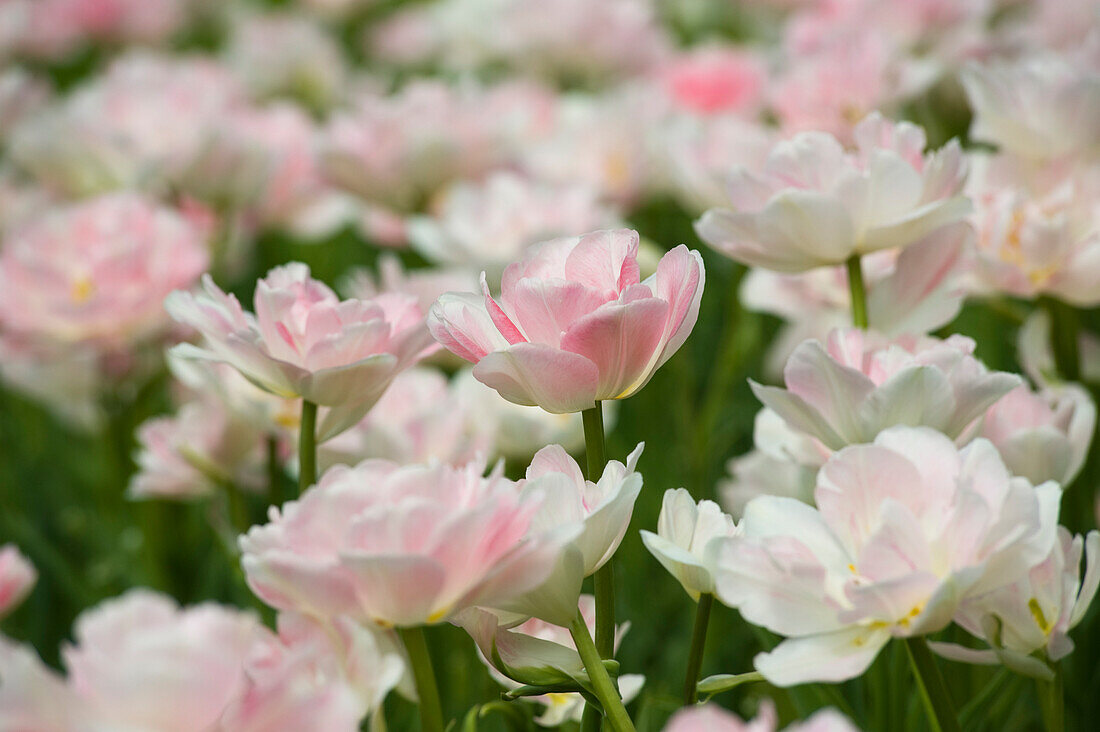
[753,626,891,686]
[867,223,966,335]
[695,208,825,273]
[473,344,600,414]
[428,292,509,364]
[783,339,875,444]
[526,444,586,486]
[574,474,642,574]
[301,353,397,406]
[504,277,607,348]
[240,552,361,619]
[472,530,586,627]
[563,229,641,295]
[649,245,705,369]
[1069,531,1100,629]
[927,642,1000,666]
[943,371,1022,438]
[641,530,713,599]
[859,366,956,438]
[339,553,447,626]
[560,297,669,401]
[749,382,847,451]
[860,196,972,253]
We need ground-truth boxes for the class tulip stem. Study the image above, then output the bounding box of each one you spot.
[1037,661,1064,732]
[1042,296,1081,382]
[569,611,637,732]
[399,626,445,732]
[904,637,961,732]
[683,592,714,704]
[846,254,869,329]
[298,400,318,495]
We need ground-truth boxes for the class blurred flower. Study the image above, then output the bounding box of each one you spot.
[219,612,404,732]
[240,457,583,627]
[932,528,1099,679]
[460,596,644,727]
[429,229,704,413]
[1017,310,1100,388]
[344,255,479,316]
[24,589,263,730]
[224,11,347,112]
[406,171,621,280]
[968,156,1100,306]
[741,222,968,376]
[717,426,1061,685]
[0,68,49,143]
[0,192,208,350]
[752,328,1020,451]
[664,700,859,731]
[979,383,1095,487]
[696,113,970,272]
[129,398,267,500]
[655,45,766,117]
[166,263,435,441]
[0,545,36,618]
[961,37,1100,162]
[10,52,245,197]
[641,488,739,600]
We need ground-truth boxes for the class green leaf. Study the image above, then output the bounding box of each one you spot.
[697,671,765,700]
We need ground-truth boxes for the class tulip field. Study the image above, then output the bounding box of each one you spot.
[3,1,1100,731]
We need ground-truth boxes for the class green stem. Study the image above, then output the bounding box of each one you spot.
[846,254,869,329]
[1037,662,1064,732]
[399,627,445,732]
[1042,296,1081,382]
[266,434,282,507]
[581,402,615,732]
[683,593,714,704]
[904,637,961,732]
[569,611,636,732]
[298,400,317,495]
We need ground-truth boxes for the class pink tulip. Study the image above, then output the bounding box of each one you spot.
[239,457,582,627]
[752,328,1021,451]
[664,700,859,732]
[1017,311,1100,389]
[63,590,265,731]
[716,426,1061,685]
[0,193,208,349]
[657,45,766,116]
[166,263,436,440]
[0,545,36,618]
[933,528,1099,678]
[979,383,1095,486]
[429,229,705,413]
[696,113,970,272]
[220,613,404,732]
[641,488,740,600]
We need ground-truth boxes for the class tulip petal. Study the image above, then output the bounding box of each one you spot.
[473,344,599,413]
[753,626,891,686]
[340,553,447,626]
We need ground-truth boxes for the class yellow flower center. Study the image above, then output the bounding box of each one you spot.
[70,276,96,304]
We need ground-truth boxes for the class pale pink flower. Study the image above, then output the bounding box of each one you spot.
[429,229,705,413]
[664,700,859,731]
[656,45,766,116]
[717,426,1061,685]
[979,383,1095,486]
[239,457,582,627]
[224,11,347,111]
[319,367,491,469]
[741,222,968,376]
[0,68,49,143]
[0,192,209,349]
[0,545,36,618]
[129,399,267,500]
[166,263,435,440]
[406,171,622,278]
[219,613,404,732]
[961,38,1100,161]
[460,597,644,727]
[932,528,1100,678]
[0,335,105,428]
[641,488,739,600]
[752,328,1020,451]
[968,156,1100,306]
[9,52,245,196]
[62,590,264,730]
[696,113,970,272]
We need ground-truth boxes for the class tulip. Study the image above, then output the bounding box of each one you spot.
[641,488,739,601]
[664,700,859,731]
[0,544,36,618]
[695,113,970,273]
[979,383,1095,487]
[716,426,1061,687]
[751,328,1021,451]
[166,263,436,443]
[429,228,704,413]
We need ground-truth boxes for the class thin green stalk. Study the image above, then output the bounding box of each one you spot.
[266,434,282,507]
[399,627,444,732]
[846,254,869,329]
[904,637,961,732]
[1037,662,1064,732]
[581,402,615,732]
[683,593,714,704]
[569,611,636,732]
[1042,296,1081,382]
[298,400,318,495]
